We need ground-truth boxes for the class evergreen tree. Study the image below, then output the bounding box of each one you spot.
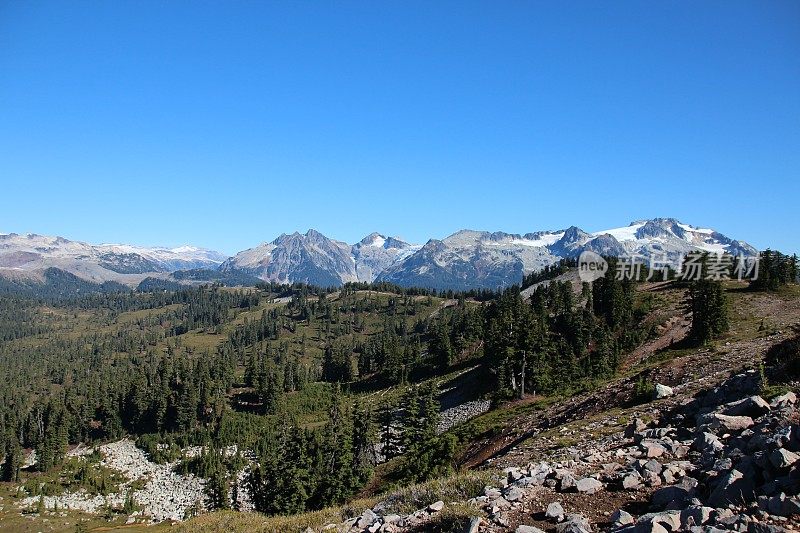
[1,434,21,482]
[690,279,729,344]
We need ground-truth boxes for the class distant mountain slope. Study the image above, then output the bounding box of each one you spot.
[377,218,758,290]
[220,230,419,286]
[0,232,226,286]
[1,218,759,291]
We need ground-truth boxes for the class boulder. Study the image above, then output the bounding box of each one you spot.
[504,466,524,482]
[636,511,681,532]
[654,384,674,399]
[705,414,755,432]
[464,517,482,533]
[643,459,663,474]
[357,509,379,529]
[680,505,715,527]
[575,477,603,494]
[383,514,402,524]
[694,432,724,453]
[611,509,635,527]
[556,514,592,533]
[722,396,771,418]
[640,441,667,458]
[555,469,577,492]
[623,471,643,490]
[485,486,502,500]
[782,497,800,515]
[529,461,554,481]
[516,527,547,533]
[626,418,648,438]
[769,448,800,469]
[771,392,797,409]
[546,501,565,522]
[428,500,444,512]
[651,484,694,510]
[504,487,524,502]
[634,523,669,533]
[708,469,755,507]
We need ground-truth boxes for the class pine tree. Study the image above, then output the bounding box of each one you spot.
[429,321,453,370]
[690,279,729,344]
[1,435,21,482]
[350,400,376,489]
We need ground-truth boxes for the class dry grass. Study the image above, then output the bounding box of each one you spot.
[175,470,494,533]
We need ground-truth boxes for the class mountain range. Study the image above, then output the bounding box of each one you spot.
[0,218,758,291]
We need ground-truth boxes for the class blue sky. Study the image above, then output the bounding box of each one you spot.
[1,1,798,255]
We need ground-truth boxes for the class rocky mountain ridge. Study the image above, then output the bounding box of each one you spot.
[1,218,758,290]
[0,232,226,286]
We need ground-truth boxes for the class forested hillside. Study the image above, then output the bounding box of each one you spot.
[0,250,796,532]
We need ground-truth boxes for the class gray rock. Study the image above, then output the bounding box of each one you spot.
[465,517,482,533]
[634,523,669,533]
[626,418,648,438]
[357,508,379,529]
[546,501,565,521]
[769,448,799,469]
[504,466,524,482]
[651,485,694,510]
[768,494,786,516]
[705,414,755,432]
[654,384,674,399]
[490,496,511,511]
[383,514,402,524]
[708,469,755,507]
[428,500,444,512]
[516,526,547,533]
[556,514,592,533]
[635,511,681,533]
[528,461,554,481]
[771,392,797,409]
[484,486,502,500]
[623,471,643,490]
[722,396,771,418]
[515,475,543,487]
[782,497,800,515]
[640,441,667,458]
[504,486,524,502]
[611,509,635,527]
[555,469,577,492]
[643,459,663,474]
[575,477,603,494]
[694,432,724,453]
[680,505,715,527]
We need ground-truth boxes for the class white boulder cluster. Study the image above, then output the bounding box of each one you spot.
[18,439,207,523]
[438,399,493,433]
[100,439,206,522]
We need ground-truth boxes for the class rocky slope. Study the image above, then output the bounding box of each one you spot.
[313,366,800,533]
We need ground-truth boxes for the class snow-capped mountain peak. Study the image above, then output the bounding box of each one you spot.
[1,218,760,291]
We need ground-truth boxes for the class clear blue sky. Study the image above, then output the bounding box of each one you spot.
[1,1,798,255]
